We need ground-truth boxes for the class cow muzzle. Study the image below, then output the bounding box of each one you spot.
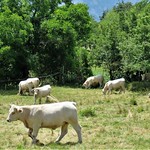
[7,119,11,122]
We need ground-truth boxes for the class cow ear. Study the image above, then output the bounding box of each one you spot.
[14,107,18,112]
[10,104,14,108]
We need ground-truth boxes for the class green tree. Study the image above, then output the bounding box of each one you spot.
[118,0,150,80]
[0,0,92,85]
[89,0,150,81]
[0,6,33,80]
[39,3,92,83]
[89,10,122,80]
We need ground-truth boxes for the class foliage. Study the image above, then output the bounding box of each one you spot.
[0,5,33,80]
[0,0,150,85]
[127,81,150,91]
[89,0,150,81]
[80,107,96,117]
[0,0,92,84]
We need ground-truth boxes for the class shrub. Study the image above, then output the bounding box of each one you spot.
[80,107,96,117]
[127,82,150,91]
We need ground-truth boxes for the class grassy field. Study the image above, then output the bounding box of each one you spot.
[0,86,150,149]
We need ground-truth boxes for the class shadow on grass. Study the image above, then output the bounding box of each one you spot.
[45,141,78,147]
[0,89,19,96]
[0,90,34,96]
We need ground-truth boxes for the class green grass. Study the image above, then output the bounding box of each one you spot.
[0,86,150,149]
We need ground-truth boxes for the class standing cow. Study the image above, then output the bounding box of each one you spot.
[6,102,82,145]
[102,78,125,95]
[18,77,40,95]
[18,80,34,95]
[83,75,104,88]
[32,84,51,104]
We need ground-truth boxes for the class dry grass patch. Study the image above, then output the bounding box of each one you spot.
[0,86,150,149]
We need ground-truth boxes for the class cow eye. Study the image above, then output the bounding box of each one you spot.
[11,112,15,115]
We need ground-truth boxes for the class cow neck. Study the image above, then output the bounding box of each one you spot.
[18,106,30,128]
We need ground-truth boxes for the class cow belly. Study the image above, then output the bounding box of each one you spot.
[112,83,122,89]
[41,124,60,129]
[40,91,50,97]
[41,121,63,129]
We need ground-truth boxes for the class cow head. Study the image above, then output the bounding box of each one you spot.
[7,105,23,122]
[33,89,40,95]
[82,81,89,88]
[102,83,108,95]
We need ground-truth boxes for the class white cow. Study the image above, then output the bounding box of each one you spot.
[32,84,51,104]
[27,77,40,88]
[102,78,125,95]
[6,102,82,145]
[18,80,34,95]
[83,75,104,88]
[141,73,150,81]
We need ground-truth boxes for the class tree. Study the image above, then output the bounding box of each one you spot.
[0,0,92,85]
[0,6,33,80]
[89,0,150,81]
[89,10,123,80]
[118,0,150,80]
[38,3,92,83]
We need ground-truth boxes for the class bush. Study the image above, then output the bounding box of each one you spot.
[80,107,96,117]
[127,82,150,91]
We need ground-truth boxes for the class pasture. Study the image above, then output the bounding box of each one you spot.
[0,86,150,149]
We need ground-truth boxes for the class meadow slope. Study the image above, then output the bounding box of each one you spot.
[0,86,150,149]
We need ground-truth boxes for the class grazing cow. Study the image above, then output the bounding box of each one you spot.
[102,78,125,95]
[32,85,51,104]
[27,77,40,88]
[18,80,34,95]
[141,73,150,81]
[6,102,82,145]
[83,75,104,88]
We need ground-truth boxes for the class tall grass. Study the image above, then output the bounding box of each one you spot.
[0,86,150,149]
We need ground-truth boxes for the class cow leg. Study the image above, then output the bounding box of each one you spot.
[108,88,111,94]
[119,88,122,93]
[99,81,101,88]
[18,88,21,95]
[18,87,22,95]
[122,86,125,93]
[55,123,68,143]
[45,96,49,103]
[28,128,38,143]
[28,90,31,96]
[32,126,40,144]
[28,128,33,139]
[34,97,36,105]
[71,123,82,143]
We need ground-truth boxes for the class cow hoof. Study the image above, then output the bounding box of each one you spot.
[37,142,44,146]
[32,139,39,145]
[55,140,60,143]
[78,140,82,144]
